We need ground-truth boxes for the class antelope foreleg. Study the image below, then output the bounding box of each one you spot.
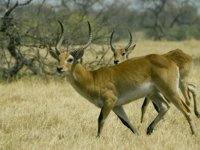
[97,97,115,137]
[113,106,140,136]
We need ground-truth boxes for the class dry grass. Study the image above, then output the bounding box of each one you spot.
[0,40,200,150]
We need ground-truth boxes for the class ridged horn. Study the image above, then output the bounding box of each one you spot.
[124,30,132,52]
[55,20,64,55]
[110,30,116,52]
[69,21,92,54]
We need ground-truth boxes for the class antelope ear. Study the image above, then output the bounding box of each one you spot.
[125,44,136,58]
[128,44,136,52]
[70,50,84,60]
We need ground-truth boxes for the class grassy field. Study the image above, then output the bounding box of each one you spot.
[0,40,200,150]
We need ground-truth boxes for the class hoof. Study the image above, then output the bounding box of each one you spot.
[96,134,100,138]
[135,131,141,137]
[186,101,190,106]
[195,111,200,118]
[147,126,154,135]
[191,130,196,135]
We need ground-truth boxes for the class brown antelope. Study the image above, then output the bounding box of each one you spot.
[110,31,199,123]
[55,21,196,137]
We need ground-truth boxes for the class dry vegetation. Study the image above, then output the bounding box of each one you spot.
[0,40,200,150]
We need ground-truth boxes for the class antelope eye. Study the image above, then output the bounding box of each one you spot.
[122,52,126,56]
[67,58,73,62]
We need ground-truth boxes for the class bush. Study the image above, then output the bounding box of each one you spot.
[167,25,200,41]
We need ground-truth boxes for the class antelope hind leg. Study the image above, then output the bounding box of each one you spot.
[180,80,191,106]
[141,97,150,123]
[188,84,200,118]
[146,93,169,135]
[165,91,197,135]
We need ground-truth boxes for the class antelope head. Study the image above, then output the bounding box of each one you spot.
[110,30,136,64]
[57,21,92,74]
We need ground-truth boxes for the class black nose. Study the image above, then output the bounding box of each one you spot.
[114,60,120,64]
[57,67,62,73]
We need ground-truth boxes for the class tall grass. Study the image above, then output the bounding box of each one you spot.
[0,40,200,150]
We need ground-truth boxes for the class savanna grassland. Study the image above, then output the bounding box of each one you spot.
[0,40,200,150]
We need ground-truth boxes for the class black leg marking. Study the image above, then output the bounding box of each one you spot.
[146,93,169,135]
[97,109,103,137]
[117,115,135,133]
[152,102,160,113]
[141,97,149,123]
[113,106,140,136]
[147,122,154,135]
[141,97,149,110]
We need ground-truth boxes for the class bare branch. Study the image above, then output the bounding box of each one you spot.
[18,0,32,6]
[37,0,46,16]
[4,1,18,17]
[6,0,11,9]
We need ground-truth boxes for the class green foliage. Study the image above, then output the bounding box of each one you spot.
[137,0,200,40]
[0,0,200,79]
[167,25,200,41]
[1,0,200,43]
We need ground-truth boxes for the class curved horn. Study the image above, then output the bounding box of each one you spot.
[69,21,92,54]
[124,30,132,52]
[81,21,92,50]
[110,30,116,52]
[55,20,64,55]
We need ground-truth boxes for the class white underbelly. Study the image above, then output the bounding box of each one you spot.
[115,82,155,106]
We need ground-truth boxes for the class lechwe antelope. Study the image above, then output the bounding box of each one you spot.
[110,30,200,123]
[55,21,196,137]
